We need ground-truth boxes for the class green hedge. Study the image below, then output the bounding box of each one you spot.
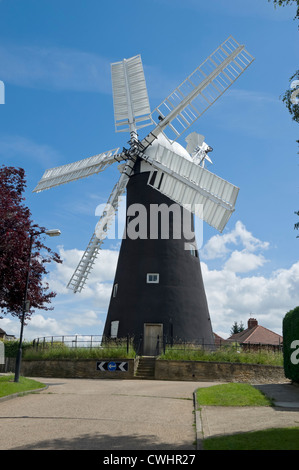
[283,306,299,383]
[3,340,33,358]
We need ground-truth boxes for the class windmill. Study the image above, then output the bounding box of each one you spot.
[34,36,254,354]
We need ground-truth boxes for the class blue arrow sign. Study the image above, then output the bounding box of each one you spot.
[96,361,128,372]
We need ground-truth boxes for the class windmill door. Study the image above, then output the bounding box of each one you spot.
[143,323,163,356]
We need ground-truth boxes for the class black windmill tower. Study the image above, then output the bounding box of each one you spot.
[34,36,254,355]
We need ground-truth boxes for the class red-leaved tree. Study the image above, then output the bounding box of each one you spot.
[0,165,62,323]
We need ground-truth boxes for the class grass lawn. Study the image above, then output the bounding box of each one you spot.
[196,383,299,450]
[203,427,299,450]
[0,374,46,398]
[196,383,273,407]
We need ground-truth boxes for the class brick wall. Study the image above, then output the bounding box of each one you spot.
[155,360,286,384]
[1,358,286,384]
[19,359,135,379]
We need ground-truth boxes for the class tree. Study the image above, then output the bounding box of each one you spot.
[0,166,62,323]
[283,306,299,383]
[295,211,299,237]
[230,321,245,335]
[268,0,299,21]
[281,70,299,125]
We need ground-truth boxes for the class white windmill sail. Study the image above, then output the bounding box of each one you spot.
[143,36,254,147]
[111,54,152,134]
[33,148,124,193]
[67,159,135,293]
[143,143,239,233]
[185,132,213,166]
[34,36,254,293]
[185,132,205,155]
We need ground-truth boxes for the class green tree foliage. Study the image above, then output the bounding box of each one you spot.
[295,211,299,237]
[0,166,62,322]
[281,70,299,125]
[283,306,299,383]
[230,321,245,335]
[268,0,299,21]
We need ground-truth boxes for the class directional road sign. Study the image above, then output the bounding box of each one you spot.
[96,361,128,372]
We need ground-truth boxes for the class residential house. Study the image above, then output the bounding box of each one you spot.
[0,328,16,341]
[213,332,227,347]
[227,317,282,350]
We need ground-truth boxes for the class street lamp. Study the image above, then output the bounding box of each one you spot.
[14,228,61,382]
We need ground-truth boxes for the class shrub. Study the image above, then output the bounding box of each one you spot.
[283,306,299,383]
[3,340,33,357]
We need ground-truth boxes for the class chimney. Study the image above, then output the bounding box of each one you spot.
[248,318,258,329]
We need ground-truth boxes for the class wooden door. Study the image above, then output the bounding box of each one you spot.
[143,323,163,356]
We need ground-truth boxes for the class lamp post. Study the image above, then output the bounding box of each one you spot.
[14,228,61,382]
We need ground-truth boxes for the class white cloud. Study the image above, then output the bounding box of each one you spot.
[200,221,269,260]
[224,250,268,273]
[0,314,60,340]
[0,45,111,93]
[0,135,62,167]
[0,310,104,342]
[200,224,299,338]
[51,246,118,291]
[0,245,118,340]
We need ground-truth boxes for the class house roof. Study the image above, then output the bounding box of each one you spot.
[213,333,227,345]
[228,323,282,346]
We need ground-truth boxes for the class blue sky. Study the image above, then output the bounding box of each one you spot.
[0,0,298,341]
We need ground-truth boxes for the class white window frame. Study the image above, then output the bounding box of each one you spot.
[146,273,160,284]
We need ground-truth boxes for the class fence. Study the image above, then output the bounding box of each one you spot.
[32,335,133,354]
[30,334,283,356]
[159,337,283,355]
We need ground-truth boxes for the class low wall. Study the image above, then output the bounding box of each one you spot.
[155,360,286,384]
[1,358,286,384]
[0,357,15,373]
[19,359,136,380]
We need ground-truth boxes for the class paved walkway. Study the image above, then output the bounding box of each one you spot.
[1,378,299,450]
[0,378,211,450]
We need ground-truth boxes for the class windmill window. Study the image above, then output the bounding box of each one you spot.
[186,244,198,257]
[147,273,159,284]
[111,320,119,339]
[113,283,118,297]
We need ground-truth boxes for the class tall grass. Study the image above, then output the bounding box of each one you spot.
[21,340,283,366]
[23,340,136,360]
[159,344,283,366]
